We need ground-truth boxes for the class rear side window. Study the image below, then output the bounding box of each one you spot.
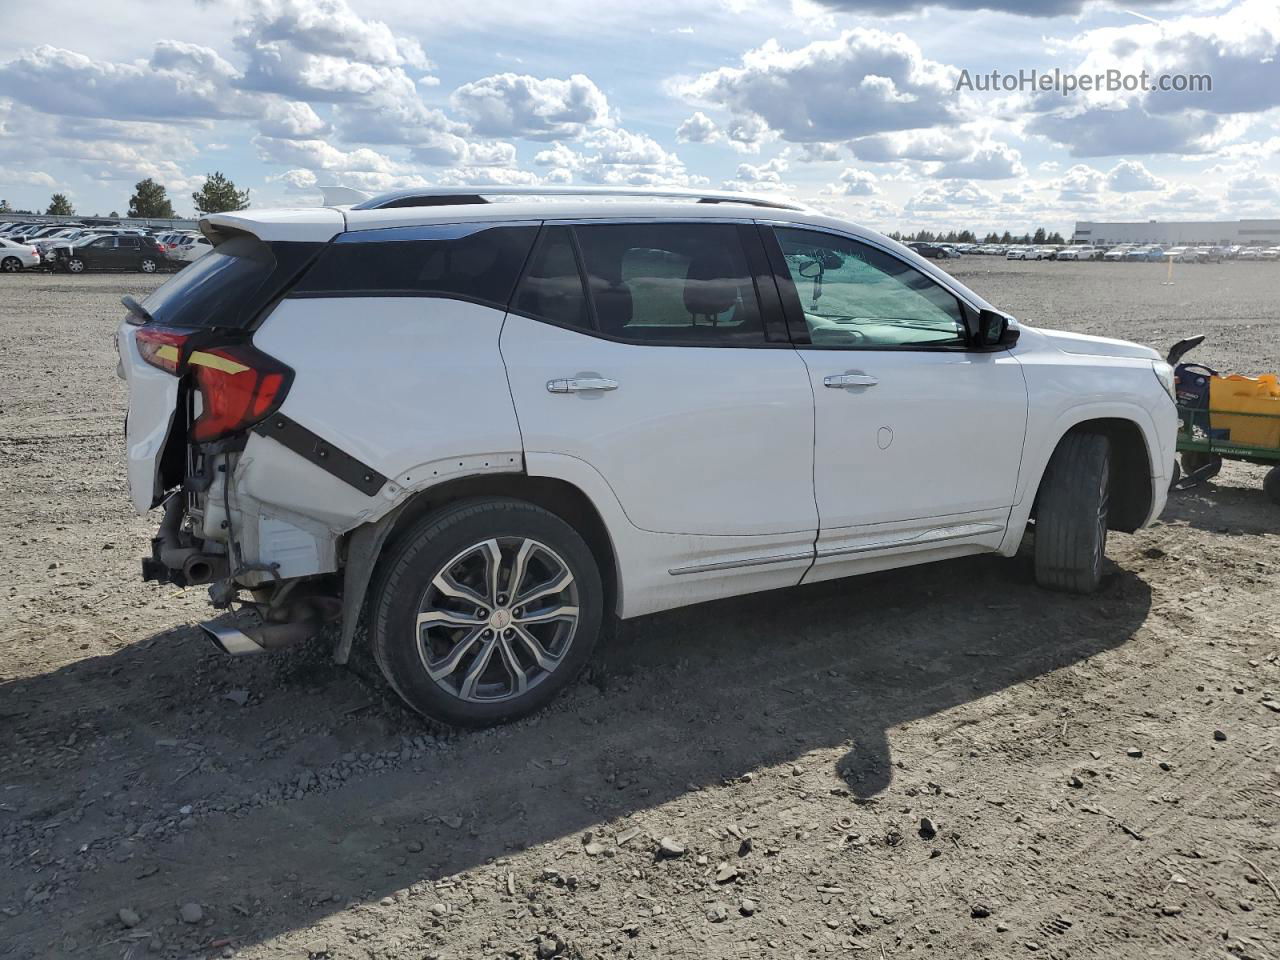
[574,222,766,345]
[291,224,538,308]
[512,226,590,329]
[141,234,321,329]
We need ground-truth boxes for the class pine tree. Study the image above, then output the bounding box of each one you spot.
[46,193,75,216]
[128,179,175,219]
[192,172,250,214]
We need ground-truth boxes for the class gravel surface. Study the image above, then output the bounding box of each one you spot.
[1,261,1278,960]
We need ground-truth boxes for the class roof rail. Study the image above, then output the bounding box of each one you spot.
[348,185,807,212]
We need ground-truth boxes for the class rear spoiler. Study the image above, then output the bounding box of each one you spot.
[199,208,346,246]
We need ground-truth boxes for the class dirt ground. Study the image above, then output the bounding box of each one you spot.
[1,259,1278,960]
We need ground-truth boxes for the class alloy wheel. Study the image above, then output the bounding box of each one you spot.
[68,259,85,274]
[1,258,19,273]
[140,259,157,273]
[414,537,579,704]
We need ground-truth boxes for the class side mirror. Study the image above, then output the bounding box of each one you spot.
[975,308,1019,348]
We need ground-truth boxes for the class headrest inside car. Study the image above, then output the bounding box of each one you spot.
[683,250,739,318]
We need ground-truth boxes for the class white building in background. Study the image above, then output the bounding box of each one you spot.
[1072,218,1280,246]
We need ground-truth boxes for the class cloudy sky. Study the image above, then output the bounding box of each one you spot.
[1,0,1277,234]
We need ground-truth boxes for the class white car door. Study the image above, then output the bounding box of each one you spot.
[764,226,1028,581]
[501,221,818,547]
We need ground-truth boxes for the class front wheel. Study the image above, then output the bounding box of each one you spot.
[370,498,604,727]
[1034,432,1111,593]
[66,257,85,274]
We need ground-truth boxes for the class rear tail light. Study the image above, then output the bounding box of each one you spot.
[135,325,191,375]
[189,346,291,442]
[133,326,292,443]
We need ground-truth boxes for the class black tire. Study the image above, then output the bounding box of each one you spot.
[66,257,85,274]
[139,257,158,273]
[1180,450,1222,480]
[0,257,20,273]
[369,498,603,727]
[1264,467,1280,506]
[1034,432,1111,593]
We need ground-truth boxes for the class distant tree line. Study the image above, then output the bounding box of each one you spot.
[887,227,1067,245]
[1,172,252,220]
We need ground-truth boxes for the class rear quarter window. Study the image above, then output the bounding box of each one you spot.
[141,235,322,329]
[289,224,538,309]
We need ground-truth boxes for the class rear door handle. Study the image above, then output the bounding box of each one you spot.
[823,373,879,388]
[546,377,619,394]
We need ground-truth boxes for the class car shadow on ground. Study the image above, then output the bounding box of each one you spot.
[0,550,1152,956]
[1164,472,1277,536]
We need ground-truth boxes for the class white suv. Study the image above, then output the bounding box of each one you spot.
[117,187,1178,726]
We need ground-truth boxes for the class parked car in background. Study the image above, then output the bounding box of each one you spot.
[1056,245,1098,261]
[1102,247,1129,261]
[1237,247,1261,261]
[116,186,1177,726]
[906,241,957,259]
[1007,246,1047,260]
[167,234,213,265]
[0,237,41,272]
[50,234,167,273]
[1260,247,1280,261]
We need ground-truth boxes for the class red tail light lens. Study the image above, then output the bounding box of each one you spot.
[135,325,192,375]
[190,345,292,443]
[133,326,292,442]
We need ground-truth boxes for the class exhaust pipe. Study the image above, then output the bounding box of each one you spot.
[199,612,322,656]
[199,595,341,657]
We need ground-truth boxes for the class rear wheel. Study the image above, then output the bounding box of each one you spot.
[139,257,158,273]
[1034,432,1111,594]
[0,257,19,273]
[370,498,604,727]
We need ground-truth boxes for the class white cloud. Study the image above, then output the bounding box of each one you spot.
[933,142,1025,179]
[235,0,434,100]
[451,73,612,140]
[536,128,702,186]
[904,179,996,213]
[825,167,880,196]
[679,29,961,143]
[0,43,251,122]
[1055,163,1106,201]
[258,100,331,139]
[676,111,720,144]
[1106,159,1165,192]
[849,129,970,163]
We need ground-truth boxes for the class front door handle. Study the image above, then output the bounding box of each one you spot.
[823,373,879,388]
[546,377,619,394]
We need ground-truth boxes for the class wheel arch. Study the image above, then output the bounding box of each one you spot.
[1034,417,1155,533]
[332,473,620,664]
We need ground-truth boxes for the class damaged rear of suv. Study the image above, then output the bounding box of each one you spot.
[119,213,340,648]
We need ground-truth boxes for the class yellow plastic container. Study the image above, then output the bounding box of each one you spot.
[1210,374,1280,448]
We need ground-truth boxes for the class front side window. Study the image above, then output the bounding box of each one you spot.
[774,228,967,348]
[574,223,765,345]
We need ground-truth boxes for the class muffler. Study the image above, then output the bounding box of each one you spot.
[199,611,322,656]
